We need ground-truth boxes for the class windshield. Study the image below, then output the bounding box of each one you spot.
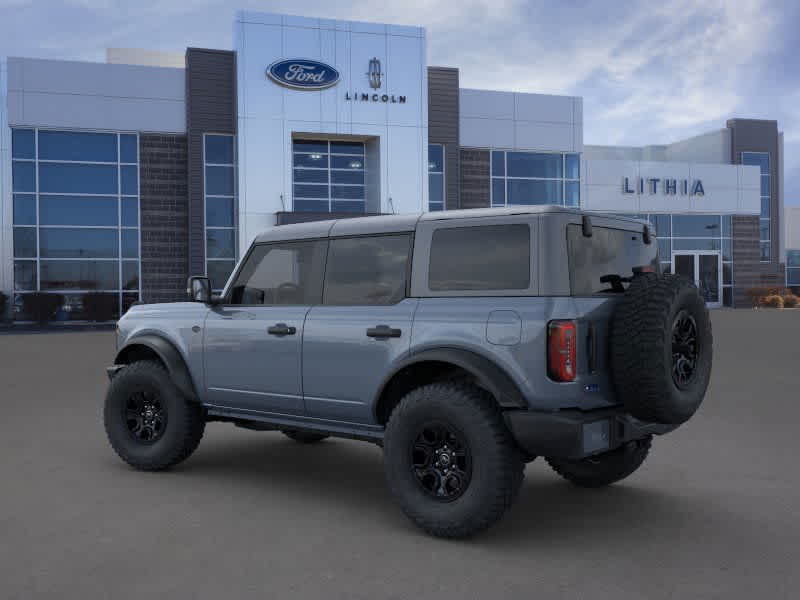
[567,224,659,295]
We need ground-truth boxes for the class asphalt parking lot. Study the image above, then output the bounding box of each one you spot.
[1,309,799,599]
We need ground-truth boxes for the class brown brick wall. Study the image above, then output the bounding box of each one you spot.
[731,215,786,307]
[459,149,490,209]
[139,134,189,304]
[428,67,460,209]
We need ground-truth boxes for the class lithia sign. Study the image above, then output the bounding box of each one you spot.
[623,177,705,196]
[267,57,406,103]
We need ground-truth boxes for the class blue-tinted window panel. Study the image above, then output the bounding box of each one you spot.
[760,175,770,197]
[760,219,770,241]
[787,268,800,285]
[507,179,562,205]
[658,238,671,261]
[204,135,234,164]
[330,141,364,155]
[14,261,37,291]
[491,151,505,177]
[293,140,328,154]
[205,197,234,227]
[565,154,580,180]
[332,170,365,185]
[650,214,671,237]
[673,238,721,252]
[120,134,138,163]
[428,202,444,212]
[721,215,732,237]
[12,161,36,192]
[293,168,328,184]
[205,166,235,196]
[40,260,119,290]
[121,197,139,227]
[293,153,328,168]
[787,250,800,267]
[761,197,770,218]
[429,173,444,206]
[38,130,117,162]
[206,229,235,259]
[13,227,36,258]
[331,155,363,170]
[760,242,770,261]
[294,199,329,212]
[565,181,580,207]
[672,215,721,237]
[207,260,235,290]
[122,292,140,314]
[491,178,505,206]
[40,195,118,226]
[122,229,139,259]
[40,228,118,258]
[13,194,36,225]
[39,163,118,194]
[331,200,365,213]
[121,165,138,195]
[723,262,732,285]
[742,152,769,174]
[723,286,732,307]
[122,261,139,290]
[722,238,732,261]
[331,185,365,200]
[294,184,329,199]
[12,129,35,159]
[507,152,562,179]
[428,145,444,172]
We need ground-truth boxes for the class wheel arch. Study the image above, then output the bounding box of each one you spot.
[114,335,198,402]
[373,348,528,425]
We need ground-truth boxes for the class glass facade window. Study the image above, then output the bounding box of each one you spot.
[787,250,800,287]
[204,134,237,291]
[10,128,140,320]
[742,152,770,261]
[292,139,366,214]
[428,144,445,211]
[491,150,579,207]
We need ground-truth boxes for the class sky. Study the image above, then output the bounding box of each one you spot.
[1,0,798,205]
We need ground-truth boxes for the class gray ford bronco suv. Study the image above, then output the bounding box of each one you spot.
[104,206,712,538]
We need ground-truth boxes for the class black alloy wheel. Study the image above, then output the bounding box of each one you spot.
[671,310,698,388]
[411,422,472,502]
[124,390,167,444]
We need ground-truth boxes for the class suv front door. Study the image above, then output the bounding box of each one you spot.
[203,240,327,415]
[302,233,417,425]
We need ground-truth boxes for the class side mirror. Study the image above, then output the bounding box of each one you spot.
[187,276,212,303]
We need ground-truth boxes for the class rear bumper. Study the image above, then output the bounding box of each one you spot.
[504,407,677,461]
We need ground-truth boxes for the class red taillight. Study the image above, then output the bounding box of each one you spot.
[548,320,577,382]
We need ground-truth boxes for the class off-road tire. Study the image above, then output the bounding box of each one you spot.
[104,360,205,471]
[546,436,652,488]
[611,273,712,425]
[383,382,524,538]
[281,430,329,444]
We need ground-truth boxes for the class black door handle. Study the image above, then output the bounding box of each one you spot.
[366,325,402,339]
[268,323,296,336]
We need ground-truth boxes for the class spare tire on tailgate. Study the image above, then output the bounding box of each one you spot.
[610,273,712,425]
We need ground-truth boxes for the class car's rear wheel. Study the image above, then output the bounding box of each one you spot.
[104,360,205,471]
[546,436,652,488]
[383,382,524,538]
[281,430,329,444]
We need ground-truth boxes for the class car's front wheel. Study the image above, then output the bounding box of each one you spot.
[104,360,205,471]
[383,382,524,538]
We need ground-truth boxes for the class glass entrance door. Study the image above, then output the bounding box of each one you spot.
[672,252,721,308]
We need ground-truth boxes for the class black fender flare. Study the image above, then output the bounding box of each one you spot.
[114,335,198,402]
[374,347,528,413]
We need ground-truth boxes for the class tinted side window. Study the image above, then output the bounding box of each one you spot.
[428,224,530,291]
[228,240,327,305]
[323,234,411,305]
[567,224,659,295]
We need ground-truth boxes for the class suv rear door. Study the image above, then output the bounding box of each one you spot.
[302,233,417,424]
[203,239,327,415]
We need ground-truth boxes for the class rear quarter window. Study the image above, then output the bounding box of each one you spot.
[428,224,530,291]
[567,224,659,295]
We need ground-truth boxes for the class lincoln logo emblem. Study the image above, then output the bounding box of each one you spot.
[367,57,382,89]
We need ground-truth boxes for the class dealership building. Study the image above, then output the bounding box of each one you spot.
[0,10,791,319]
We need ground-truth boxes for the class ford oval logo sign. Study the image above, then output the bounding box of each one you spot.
[267,59,340,90]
